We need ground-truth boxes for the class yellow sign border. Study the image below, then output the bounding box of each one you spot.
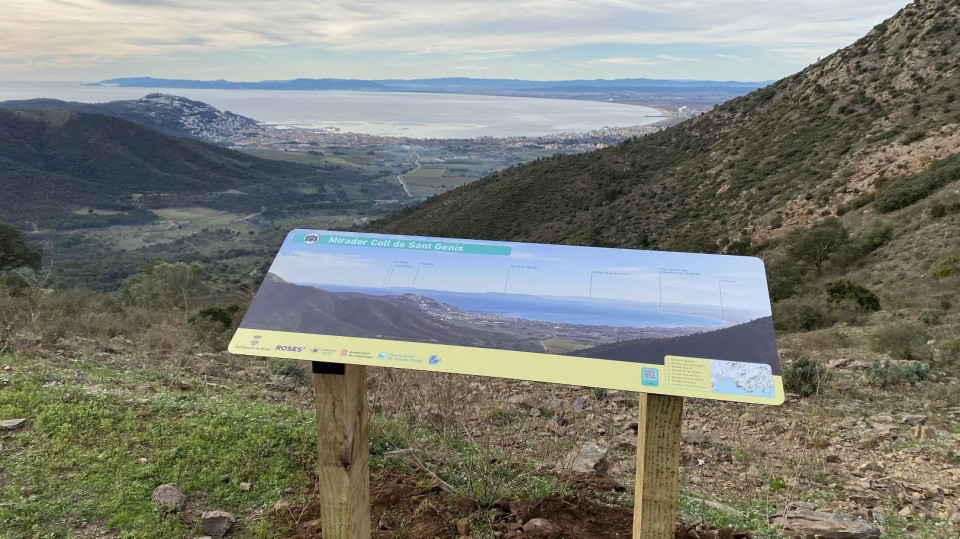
[230,328,784,405]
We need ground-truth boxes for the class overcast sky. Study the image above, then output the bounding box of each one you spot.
[2,0,909,82]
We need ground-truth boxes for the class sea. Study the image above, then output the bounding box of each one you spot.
[0,81,664,139]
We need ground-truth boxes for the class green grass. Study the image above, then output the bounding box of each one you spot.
[0,353,317,538]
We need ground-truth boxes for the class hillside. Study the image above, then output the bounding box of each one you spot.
[0,108,362,228]
[0,93,259,143]
[371,0,960,256]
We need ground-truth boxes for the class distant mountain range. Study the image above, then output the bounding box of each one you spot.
[98,76,769,101]
[0,93,258,142]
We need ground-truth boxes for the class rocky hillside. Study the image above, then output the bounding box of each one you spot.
[0,93,259,143]
[371,0,960,255]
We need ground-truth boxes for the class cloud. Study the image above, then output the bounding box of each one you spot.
[0,0,909,77]
[715,53,753,62]
[577,57,664,67]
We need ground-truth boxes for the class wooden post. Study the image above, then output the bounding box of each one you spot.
[633,393,684,538]
[313,362,370,539]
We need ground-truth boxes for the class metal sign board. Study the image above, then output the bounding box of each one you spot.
[229,230,783,404]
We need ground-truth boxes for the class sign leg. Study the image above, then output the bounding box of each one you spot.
[633,393,684,538]
[313,362,370,539]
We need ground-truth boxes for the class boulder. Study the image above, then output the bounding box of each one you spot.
[770,508,881,538]
[200,510,236,537]
[151,483,187,512]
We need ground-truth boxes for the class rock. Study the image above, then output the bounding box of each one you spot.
[137,457,149,464]
[522,517,563,538]
[456,516,470,536]
[682,429,708,446]
[265,380,295,392]
[898,506,912,517]
[563,441,609,475]
[771,508,881,538]
[453,496,476,514]
[573,396,586,410]
[238,482,251,491]
[200,510,236,537]
[272,500,290,514]
[384,448,419,460]
[0,418,27,430]
[151,483,187,512]
[915,425,936,440]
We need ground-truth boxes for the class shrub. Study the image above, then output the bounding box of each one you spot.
[271,358,306,378]
[783,355,831,397]
[867,360,930,388]
[871,323,930,360]
[825,279,881,312]
[942,336,960,362]
[932,254,960,279]
[765,256,804,301]
[861,218,894,252]
[773,299,826,332]
[901,130,926,145]
[918,308,943,325]
[874,153,960,213]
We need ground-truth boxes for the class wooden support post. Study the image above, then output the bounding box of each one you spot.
[633,393,684,538]
[313,362,370,539]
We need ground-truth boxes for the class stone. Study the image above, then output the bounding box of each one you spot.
[384,448,419,460]
[456,516,470,536]
[522,517,563,538]
[563,441,609,475]
[238,482,251,492]
[770,508,881,538]
[682,429,708,446]
[272,500,290,514]
[573,396,586,410]
[0,418,27,430]
[200,510,236,537]
[151,483,187,512]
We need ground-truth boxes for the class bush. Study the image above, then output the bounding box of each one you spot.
[271,358,307,379]
[871,323,930,360]
[918,308,944,325]
[861,218,894,252]
[942,336,960,362]
[765,256,804,301]
[933,254,959,279]
[773,299,826,332]
[783,355,831,397]
[867,359,930,388]
[825,279,881,312]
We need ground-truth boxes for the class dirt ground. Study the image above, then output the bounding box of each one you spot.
[280,470,749,539]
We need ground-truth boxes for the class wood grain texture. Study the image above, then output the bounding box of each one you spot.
[633,393,684,538]
[314,365,370,539]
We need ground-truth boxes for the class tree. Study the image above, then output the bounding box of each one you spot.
[785,217,849,274]
[0,222,41,273]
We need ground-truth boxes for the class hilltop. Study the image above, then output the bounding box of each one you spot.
[0,93,258,143]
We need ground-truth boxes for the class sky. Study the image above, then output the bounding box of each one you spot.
[266,230,773,319]
[1,0,910,82]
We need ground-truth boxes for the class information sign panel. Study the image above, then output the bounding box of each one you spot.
[229,230,783,404]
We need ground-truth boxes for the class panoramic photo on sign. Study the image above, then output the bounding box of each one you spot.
[229,230,783,404]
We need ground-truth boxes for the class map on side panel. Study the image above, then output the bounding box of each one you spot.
[710,360,775,398]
